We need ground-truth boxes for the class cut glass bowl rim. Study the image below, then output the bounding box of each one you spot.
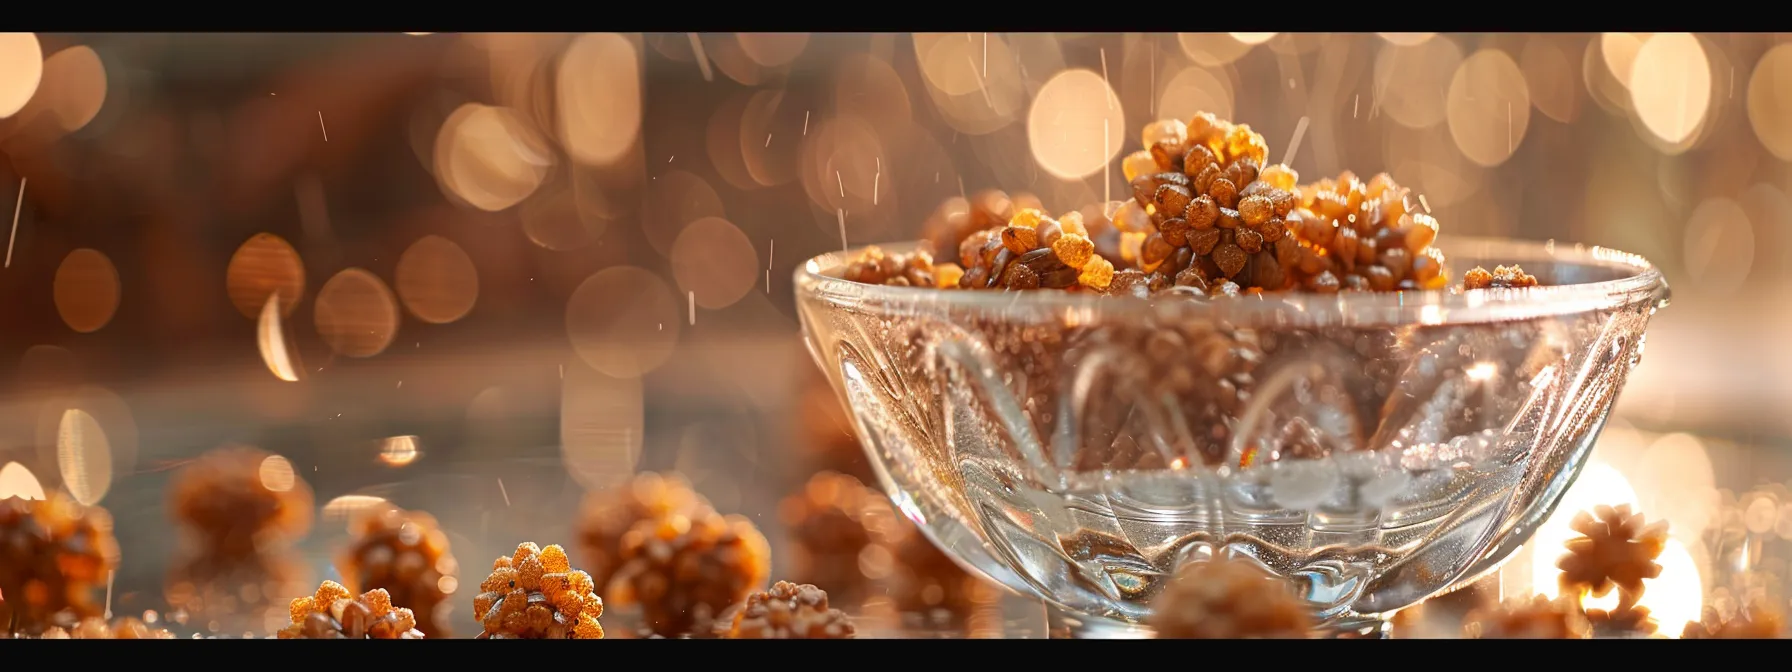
[796,235,1668,327]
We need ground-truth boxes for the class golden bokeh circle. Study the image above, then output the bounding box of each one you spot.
[1176,33,1254,67]
[739,89,803,188]
[1445,49,1532,167]
[1027,69,1126,181]
[0,33,42,119]
[913,33,1026,136]
[1600,33,1647,87]
[258,454,296,493]
[35,386,137,507]
[521,186,606,252]
[313,268,401,358]
[1681,197,1754,296]
[706,92,759,191]
[225,233,306,319]
[56,407,110,506]
[1157,66,1234,130]
[394,235,479,324]
[644,170,726,256]
[833,53,912,135]
[52,248,120,334]
[1747,44,1792,161]
[1373,37,1464,130]
[36,45,107,134]
[1629,33,1711,147]
[1377,33,1436,47]
[565,266,681,379]
[557,33,642,168]
[1520,36,1579,124]
[433,103,553,212]
[670,217,758,311]
[736,33,809,67]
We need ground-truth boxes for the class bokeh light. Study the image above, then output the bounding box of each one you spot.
[1176,33,1254,67]
[395,235,479,324]
[1681,198,1755,296]
[736,33,809,67]
[1156,66,1233,129]
[0,33,43,119]
[1374,37,1465,129]
[31,45,107,135]
[378,435,420,467]
[739,89,804,188]
[322,494,391,523]
[1445,49,1531,167]
[225,233,306,319]
[257,454,295,493]
[56,407,111,505]
[0,462,45,500]
[914,33,1026,136]
[313,268,401,358]
[1628,33,1711,147]
[1027,69,1125,180]
[434,103,553,212]
[565,266,681,379]
[256,295,301,383]
[34,386,137,497]
[1747,44,1792,161]
[1633,432,1718,544]
[1377,33,1436,47]
[1600,33,1647,88]
[1227,33,1277,46]
[1520,36,1580,124]
[52,248,121,334]
[644,170,725,255]
[559,360,642,491]
[670,217,758,310]
[557,33,642,168]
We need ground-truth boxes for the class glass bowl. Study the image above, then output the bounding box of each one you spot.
[794,236,1670,638]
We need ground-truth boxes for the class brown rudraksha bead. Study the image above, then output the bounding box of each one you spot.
[1147,558,1312,639]
[605,510,771,637]
[1116,112,1301,293]
[955,208,1115,292]
[277,582,424,639]
[335,506,457,637]
[919,190,1044,264]
[0,493,118,635]
[1463,264,1540,290]
[164,447,313,635]
[471,543,604,639]
[723,580,855,639]
[840,246,958,289]
[780,471,885,598]
[576,471,713,600]
[1555,504,1669,607]
[1286,170,1449,293]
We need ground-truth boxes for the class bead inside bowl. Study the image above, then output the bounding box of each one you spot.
[794,235,1669,638]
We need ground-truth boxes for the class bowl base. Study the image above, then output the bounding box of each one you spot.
[1044,605,1154,639]
[1044,604,1391,639]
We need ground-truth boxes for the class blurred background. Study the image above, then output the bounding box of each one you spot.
[0,31,1789,637]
